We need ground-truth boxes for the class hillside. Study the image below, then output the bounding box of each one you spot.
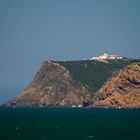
[2,59,138,107]
[57,59,134,91]
[2,61,94,107]
[93,62,140,108]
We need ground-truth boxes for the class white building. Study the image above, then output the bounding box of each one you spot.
[90,52,123,60]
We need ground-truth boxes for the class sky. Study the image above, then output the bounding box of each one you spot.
[0,0,140,104]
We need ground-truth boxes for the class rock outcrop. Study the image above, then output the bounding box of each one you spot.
[3,61,93,107]
[93,62,140,108]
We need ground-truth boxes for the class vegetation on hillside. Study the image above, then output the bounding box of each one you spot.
[57,59,134,92]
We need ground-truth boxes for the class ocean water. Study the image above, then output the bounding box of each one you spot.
[0,108,140,140]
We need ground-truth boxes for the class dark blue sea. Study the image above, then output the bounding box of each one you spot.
[0,108,140,140]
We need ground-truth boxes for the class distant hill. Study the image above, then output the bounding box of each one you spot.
[1,59,140,108]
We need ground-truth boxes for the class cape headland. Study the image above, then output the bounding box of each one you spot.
[1,54,140,108]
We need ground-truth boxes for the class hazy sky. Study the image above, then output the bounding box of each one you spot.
[0,0,140,104]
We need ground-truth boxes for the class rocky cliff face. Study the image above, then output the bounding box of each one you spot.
[2,60,140,108]
[3,61,93,107]
[93,62,140,108]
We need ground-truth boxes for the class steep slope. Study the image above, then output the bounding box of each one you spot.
[93,62,140,108]
[3,61,93,107]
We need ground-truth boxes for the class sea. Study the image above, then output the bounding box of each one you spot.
[0,108,140,140]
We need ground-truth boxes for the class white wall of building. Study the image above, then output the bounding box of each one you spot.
[90,53,123,60]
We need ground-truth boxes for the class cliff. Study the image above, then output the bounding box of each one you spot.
[2,59,139,108]
[93,62,140,108]
[3,61,93,107]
